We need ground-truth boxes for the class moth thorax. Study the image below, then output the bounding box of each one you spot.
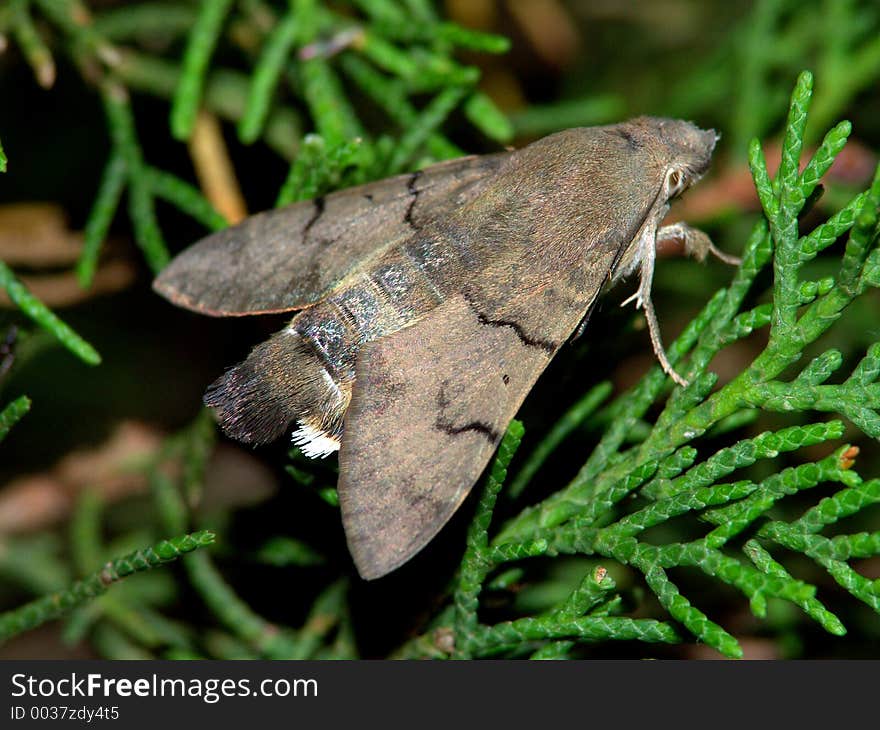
[204,328,351,455]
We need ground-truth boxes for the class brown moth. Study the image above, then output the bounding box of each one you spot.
[154,117,729,580]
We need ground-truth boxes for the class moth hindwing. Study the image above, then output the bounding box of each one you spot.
[154,117,718,579]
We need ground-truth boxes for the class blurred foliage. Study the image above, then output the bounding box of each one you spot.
[0,0,879,659]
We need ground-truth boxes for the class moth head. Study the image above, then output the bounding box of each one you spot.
[631,116,718,198]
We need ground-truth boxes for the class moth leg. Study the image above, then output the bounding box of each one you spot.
[657,222,742,266]
[633,222,739,387]
[619,222,657,312]
[642,289,689,388]
[620,229,689,387]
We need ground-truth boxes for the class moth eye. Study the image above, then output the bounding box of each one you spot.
[667,169,685,197]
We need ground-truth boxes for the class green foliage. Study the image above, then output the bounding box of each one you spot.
[0,530,215,643]
[0,395,30,443]
[144,412,353,659]
[169,0,237,140]
[0,261,101,365]
[666,0,880,153]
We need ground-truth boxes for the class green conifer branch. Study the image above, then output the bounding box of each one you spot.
[149,413,305,659]
[65,489,198,656]
[0,534,69,598]
[0,395,31,442]
[454,421,524,658]
[841,166,880,291]
[77,152,127,287]
[70,489,104,575]
[743,539,845,635]
[92,623,155,659]
[100,81,170,273]
[169,0,235,140]
[434,22,510,54]
[643,421,844,500]
[275,134,375,207]
[148,416,328,658]
[793,477,880,533]
[11,0,56,88]
[299,57,364,146]
[509,96,625,138]
[0,531,215,643]
[387,84,469,172]
[181,550,306,659]
[339,54,462,160]
[529,567,617,659]
[238,3,300,144]
[91,2,197,42]
[799,120,851,194]
[555,566,617,619]
[116,50,303,159]
[462,91,514,143]
[287,579,348,660]
[0,261,102,365]
[32,0,117,65]
[400,0,435,24]
[508,381,612,499]
[143,166,229,231]
[638,446,698,499]
[466,615,680,657]
[350,0,401,25]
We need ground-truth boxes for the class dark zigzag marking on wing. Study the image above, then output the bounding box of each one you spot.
[433,382,500,444]
[302,196,326,238]
[463,293,557,354]
[403,170,423,231]
[436,420,500,444]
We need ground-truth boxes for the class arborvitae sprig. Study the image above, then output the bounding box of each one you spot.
[0,531,216,644]
[0,395,30,442]
[0,261,101,365]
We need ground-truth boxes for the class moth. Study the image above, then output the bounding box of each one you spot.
[154,117,734,580]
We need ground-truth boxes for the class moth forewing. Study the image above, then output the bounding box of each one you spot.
[152,152,510,317]
[154,117,720,579]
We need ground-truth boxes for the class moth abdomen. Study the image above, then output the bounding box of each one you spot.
[213,265,446,457]
[204,328,350,456]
